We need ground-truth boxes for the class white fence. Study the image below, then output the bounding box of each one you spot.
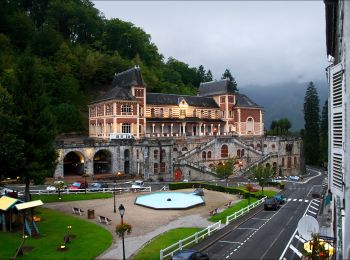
[29,186,152,195]
[159,221,222,260]
[159,196,266,260]
[226,197,266,225]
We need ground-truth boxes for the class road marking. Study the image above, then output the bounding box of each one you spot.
[299,199,303,202]
[293,199,297,201]
[295,234,307,243]
[251,218,269,221]
[310,205,318,210]
[219,241,243,245]
[308,209,317,215]
[237,227,258,230]
[289,244,303,257]
[304,200,309,203]
[287,198,292,201]
[234,249,237,252]
[311,201,320,206]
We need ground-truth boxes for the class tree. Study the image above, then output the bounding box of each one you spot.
[303,82,320,165]
[320,100,328,165]
[221,68,238,91]
[205,70,213,82]
[197,65,206,83]
[214,158,235,187]
[0,85,25,180]
[278,118,292,135]
[10,54,58,200]
[251,164,273,195]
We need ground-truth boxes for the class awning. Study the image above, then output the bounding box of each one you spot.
[0,196,19,211]
[15,200,43,211]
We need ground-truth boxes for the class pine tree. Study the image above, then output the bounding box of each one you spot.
[221,68,238,91]
[303,82,320,165]
[197,65,206,83]
[205,70,213,82]
[320,100,328,165]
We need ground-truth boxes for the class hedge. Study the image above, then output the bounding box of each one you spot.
[168,182,273,199]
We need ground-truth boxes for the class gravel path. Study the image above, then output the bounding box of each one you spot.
[44,189,238,259]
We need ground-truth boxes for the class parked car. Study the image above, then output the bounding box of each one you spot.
[131,180,144,189]
[264,197,279,210]
[68,181,88,190]
[274,194,285,205]
[46,181,67,192]
[89,182,108,191]
[289,175,300,181]
[171,249,209,260]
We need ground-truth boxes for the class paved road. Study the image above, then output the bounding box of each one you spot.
[197,168,324,260]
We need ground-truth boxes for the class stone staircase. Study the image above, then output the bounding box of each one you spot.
[176,138,216,162]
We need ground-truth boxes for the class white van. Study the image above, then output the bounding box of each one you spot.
[131,180,144,188]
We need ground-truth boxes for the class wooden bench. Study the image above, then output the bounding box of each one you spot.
[209,208,218,216]
[72,207,84,216]
[98,216,112,225]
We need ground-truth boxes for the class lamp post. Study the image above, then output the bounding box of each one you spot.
[118,204,126,260]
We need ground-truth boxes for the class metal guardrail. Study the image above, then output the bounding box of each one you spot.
[226,197,266,225]
[29,186,152,195]
[160,221,222,260]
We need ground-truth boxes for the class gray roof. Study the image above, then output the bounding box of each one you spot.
[198,79,236,97]
[112,66,145,89]
[146,93,219,108]
[92,87,137,103]
[235,93,261,108]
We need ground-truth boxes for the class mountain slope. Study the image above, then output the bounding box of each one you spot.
[241,81,328,131]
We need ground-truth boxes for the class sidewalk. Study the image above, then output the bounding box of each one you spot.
[97,214,211,260]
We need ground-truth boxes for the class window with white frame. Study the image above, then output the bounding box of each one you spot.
[121,105,132,114]
[122,123,131,133]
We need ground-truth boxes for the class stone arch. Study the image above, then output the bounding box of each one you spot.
[221,144,228,158]
[93,149,112,174]
[63,151,86,176]
[207,151,212,159]
[202,151,207,160]
[182,147,188,152]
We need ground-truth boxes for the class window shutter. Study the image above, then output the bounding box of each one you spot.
[329,63,344,192]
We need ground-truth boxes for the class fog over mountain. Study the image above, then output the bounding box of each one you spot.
[241,81,328,131]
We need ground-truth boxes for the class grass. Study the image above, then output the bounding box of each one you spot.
[32,193,113,203]
[133,227,203,260]
[208,189,278,223]
[0,207,113,259]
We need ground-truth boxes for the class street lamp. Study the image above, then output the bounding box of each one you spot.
[118,204,126,260]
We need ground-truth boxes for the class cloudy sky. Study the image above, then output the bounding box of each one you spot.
[93,1,329,87]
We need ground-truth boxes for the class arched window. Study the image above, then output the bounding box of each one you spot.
[246,117,254,133]
[294,157,297,166]
[173,147,178,152]
[287,157,292,168]
[122,123,131,133]
[154,150,159,160]
[136,149,139,160]
[221,144,228,158]
[182,147,188,152]
[202,151,207,160]
[257,143,261,151]
[272,144,276,150]
[237,149,241,158]
[207,151,212,159]
[282,157,285,167]
[241,149,245,156]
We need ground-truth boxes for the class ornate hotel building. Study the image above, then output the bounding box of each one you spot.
[88,66,264,139]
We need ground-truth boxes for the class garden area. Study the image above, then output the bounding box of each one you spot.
[0,207,113,259]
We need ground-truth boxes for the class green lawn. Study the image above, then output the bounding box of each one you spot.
[208,189,277,223]
[32,193,112,203]
[0,207,113,259]
[133,227,202,260]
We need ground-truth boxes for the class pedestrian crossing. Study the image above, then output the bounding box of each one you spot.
[285,198,309,203]
[280,198,322,260]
